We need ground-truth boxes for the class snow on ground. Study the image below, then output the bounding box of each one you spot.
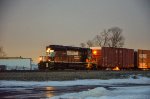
[0,75,150,87]
[50,76,150,99]
[51,86,150,99]
[0,75,150,99]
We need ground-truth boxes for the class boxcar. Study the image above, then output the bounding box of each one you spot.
[137,49,150,70]
[101,47,134,70]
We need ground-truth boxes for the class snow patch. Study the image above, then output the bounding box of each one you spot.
[51,86,150,99]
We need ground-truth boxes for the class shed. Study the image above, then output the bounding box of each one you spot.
[0,57,32,70]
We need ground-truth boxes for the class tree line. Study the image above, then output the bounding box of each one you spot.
[80,27,125,48]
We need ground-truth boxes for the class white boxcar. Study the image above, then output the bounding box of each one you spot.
[0,57,32,70]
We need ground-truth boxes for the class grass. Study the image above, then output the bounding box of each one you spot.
[0,70,150,81]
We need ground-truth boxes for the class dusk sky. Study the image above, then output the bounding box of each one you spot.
[0,0,150,63]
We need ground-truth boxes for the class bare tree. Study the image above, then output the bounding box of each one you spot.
[108,27,125,48]
[86,40,94,47]
[83,27,125,48]
[80,43,86,48]
[93,29,110,47]
[0,46,7,57]
[93,35,103,47]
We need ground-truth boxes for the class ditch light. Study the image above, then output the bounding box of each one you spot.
[112,66,120,71]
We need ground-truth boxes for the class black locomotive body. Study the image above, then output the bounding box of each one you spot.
[38,45,95,70]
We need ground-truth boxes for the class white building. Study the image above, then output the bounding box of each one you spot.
[0,57,32,70]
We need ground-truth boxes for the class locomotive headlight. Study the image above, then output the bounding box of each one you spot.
[39,57,42,61]
[46,48,51,53]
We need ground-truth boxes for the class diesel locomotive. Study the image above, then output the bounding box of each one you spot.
[38,45,96,70]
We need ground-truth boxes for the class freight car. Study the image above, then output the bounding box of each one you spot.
[38,45,96,70]
[38,45,150,70]
[87,47,134,70]
[136,49,150,70]
[97,47,134,70]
